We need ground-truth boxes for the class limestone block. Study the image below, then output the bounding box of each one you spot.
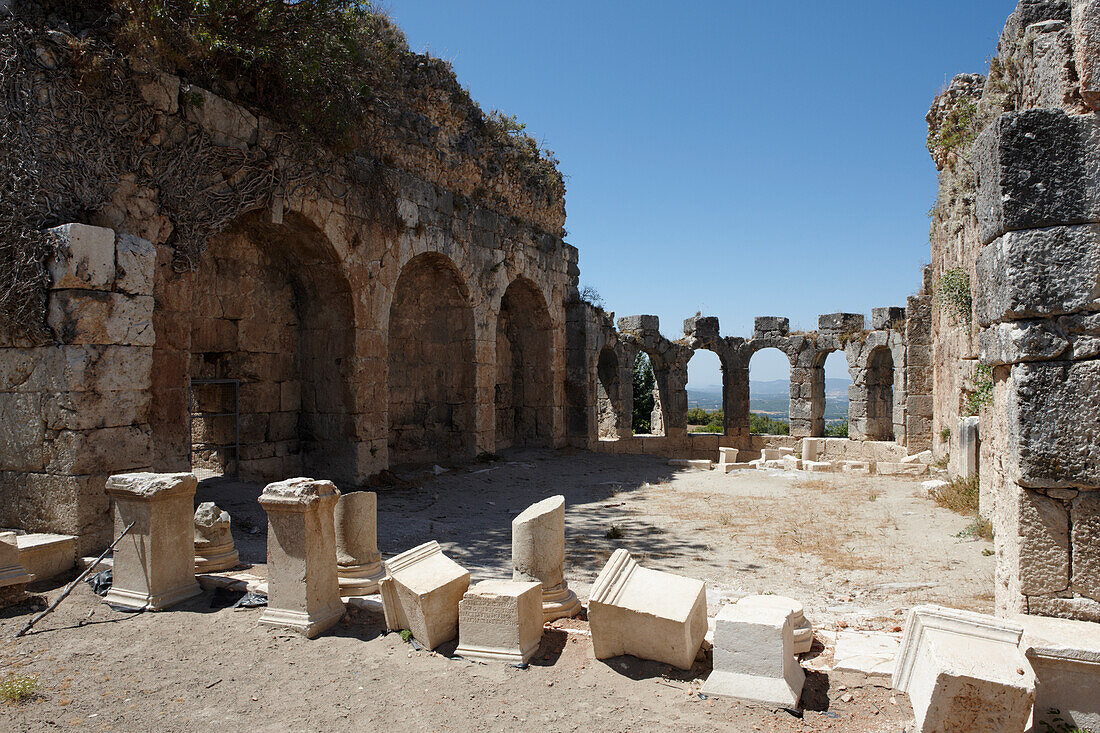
[832,630,901,677]
[717,447,739,463]
[1018,488,1071,595]
[875,462,926,476]
[1007,360,1100,488]
[135,67,180,114]
[512,495,581,621]
[804,461,833,473]
[0,393,45,471]
[818,313,865,332]
[103,472,201,611]
[181,84,259,149]
[753,316,789,337]
[893,606,1033,733]
[0,532,32,594]
[974,109,1100,245]
[380,541,470,649]
[47,223,115,290]
[719,462,755,472]
[801,438,824,463]
[588,549,707,670]
[334,491,384,596]
[871,306,906,330]
[115,234,156,296]
[735,595,813,655]
[979,320,1070,365]
[617,315,659,334]
[258,478,345,638]
[762,448,783,461]
[193,502,239,573]
[16,533,76,581]
[976,225,1100,326]
[1071,492,1100,600]
[455,580,543,664]
[780,455,802,471]
[683,315,719,340]
[701,603,805,708]
[1073,0,1100,110]
[1018,613,1100,732]
[901,450,933,465]
[48,291,155,346]
[958,416,980,481]
[668,459,712,470]
[921,480,950,498]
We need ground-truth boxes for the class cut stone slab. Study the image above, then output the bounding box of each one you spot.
[455,579,543,664]
[832,630,900,677]
[921,480,949,498]
[701,602,805,708]
[719,462,756,473]
[103,473,202,612]
[668,459,713,470]
[47,223,115,290]
[0,532,32,608]
[804,461,833,473]
[802,438,825,463]
[780,455,803,471]
[334,491,384,596]
[512,495,581,621]
[736,595,813,655]
[193,502,239,573]
[717,447,739,463]
[893,606,1034,733]
[258,478,345,639]
[838,460,872,475]
[901,450,933,465]
[876,462,928,476]
[588,549,707,670]
[16,533,76,581]
[1017,613,1100,733]
[381,540,470,650]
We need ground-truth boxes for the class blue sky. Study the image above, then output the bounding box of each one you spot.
[386,1,1013,384]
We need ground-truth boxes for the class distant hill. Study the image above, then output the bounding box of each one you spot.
[687,379,850,421]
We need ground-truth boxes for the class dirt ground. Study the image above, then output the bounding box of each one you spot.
[1,449,994,731]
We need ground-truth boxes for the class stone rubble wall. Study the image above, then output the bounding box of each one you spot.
[0,224,155,553]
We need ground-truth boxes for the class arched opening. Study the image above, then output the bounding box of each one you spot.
[822,351,850,437]
[495,278,554,449]
[748,348,790,435]
[388,253,477,465]
[866,346,895,441]
[631,351,665,436]
[596,347,622,439]
[187,212,356,483]
[686,349,724,434]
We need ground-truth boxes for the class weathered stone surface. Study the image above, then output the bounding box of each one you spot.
[1008,360,1100,488]
[753,316,789,337]
[975,224,1100,325]
[193,502,239,573]
[380,540,470,649]
[979,320,1070,364]
[872,307,905,330]
[1073,0,1100,110]
[735,594,812,655]
[181,84,259,149]
[616,315,659,334]
[958,416,980,481]
[512,495,581,621]
[47,223,115,290]
[1071,492,1100,600]
[48,292,155,347]
[454,579,543,664]
[1018,488,1070,595]
[701,603,804,708]
[818,313,865,332]
[0,532,32,594]
[0,392,45,471]
[334,491,384,596]
[1019,612,1100,733]
[115,234,156,296]
[15,533,76,581]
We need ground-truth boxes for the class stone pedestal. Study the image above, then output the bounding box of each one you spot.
[380,541,470,649]
[1018,613,1100,733]
[511,495,581,621]
[0,532,32,608]
[736,595,813,654]
[802,438,824,463]
[455,580,543,664]
[717,447,739,464]
[103,473,201,611]
[588,549,707,670]
[258,478,345,639]
[701,603,805,708]
[893,606,1034,733]
[334,491,384,596]
[193,502,239,573]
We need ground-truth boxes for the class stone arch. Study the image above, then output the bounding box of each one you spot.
[685,348,726,434]
[866,345,895,441]
[495,277,554,449]
[596,346,623,439]
[387,252,477,464]
[186,210,357,483]
[746,345,795,436]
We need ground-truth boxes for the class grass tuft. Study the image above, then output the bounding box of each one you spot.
[0,674,39,704]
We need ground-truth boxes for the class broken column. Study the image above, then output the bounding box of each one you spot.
[454,579,543,664]
[103,472,201,611]
[193,502,239,573]
[380,540,470,649]
[334,491,385,596]
[588,549,707,670]
[701,602,805,708]
[736,595,813,654]
[892,606,1034,733]
[258,478,345,638]
[0,532,32,608]
[512,495,581,621]
[958,416,979,480]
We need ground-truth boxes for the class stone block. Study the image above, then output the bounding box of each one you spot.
[780,455,802,471]
[1018,488,1071,595]
[719,462,755,472]
[512,495,581,621]
[804,461,833,472]
[15,533,76,581]
[974,109,1100,245]
[668,459,712,470]
[455,580,543,664]
[717,447,739,463]
[701,603,805,708]
[1071,492,1100,601]
[818,313,865,332]
[616,315,659,334]
[103,472,201,611]
[1018,613,1100,732]
[683,315,719,340]
[979,320,1070,364]
[1007,360,1100,488]
[839,460,874,475]
[0,532,32,597]
[1075,0,1100,102]
[875,461,929,476]
[193,502,239,573]
[45,425,151,475]
[48,291,155,346]
[801,438,824,462]
[47,223,115,290]
[921,479,950,498]
[0,393,45,471]
[181,84,259,149]
[735,594,812,655]
[901,450,933,465]
[893,606,1034,733]
[588,549,707,670]
[753,316,789,337]
[258,478,345,638]
[832,630,901,677]
[975,224,1100,325]
[380,540,470,649]
[871,306,906,330]
[115,234,156,296]
[958,416,980,480]
[334,491,384,596]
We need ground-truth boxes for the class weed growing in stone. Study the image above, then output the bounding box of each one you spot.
[604,524,623,540]
[935,268,972,325]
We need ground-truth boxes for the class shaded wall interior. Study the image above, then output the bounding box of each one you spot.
[495,279,554,449]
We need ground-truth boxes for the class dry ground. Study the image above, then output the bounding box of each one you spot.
[1,449,994,731]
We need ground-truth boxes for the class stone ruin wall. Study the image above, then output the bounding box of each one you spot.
[0,29,577,553]
[930,0,1100,621]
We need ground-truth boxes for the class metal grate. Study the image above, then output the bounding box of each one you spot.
[188,378,240,478]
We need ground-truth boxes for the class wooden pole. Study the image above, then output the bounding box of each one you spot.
[15,521,137,638]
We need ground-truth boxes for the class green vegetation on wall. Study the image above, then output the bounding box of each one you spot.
[935,268,973,326]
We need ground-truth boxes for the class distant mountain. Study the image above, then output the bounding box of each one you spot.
[750,378,850,397]
[686,379,850,418]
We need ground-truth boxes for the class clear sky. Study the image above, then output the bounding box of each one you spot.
[385,1,1013,384]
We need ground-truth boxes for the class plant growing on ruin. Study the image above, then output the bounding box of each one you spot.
[935,268,972,325]
[0,674,38,704]
[963,364,994,416]
[579,285,605,310]
[987,54,1023,113]
[927,98,980,158]
[930,475,980,515]
[1039,710,1088,733]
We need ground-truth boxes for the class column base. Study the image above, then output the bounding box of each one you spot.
[338,560,385,596]
[455,639,540,665]
[542,582,582,621]
[195,542,240,573]
[104,579,202,612]
[259,602,346,639]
